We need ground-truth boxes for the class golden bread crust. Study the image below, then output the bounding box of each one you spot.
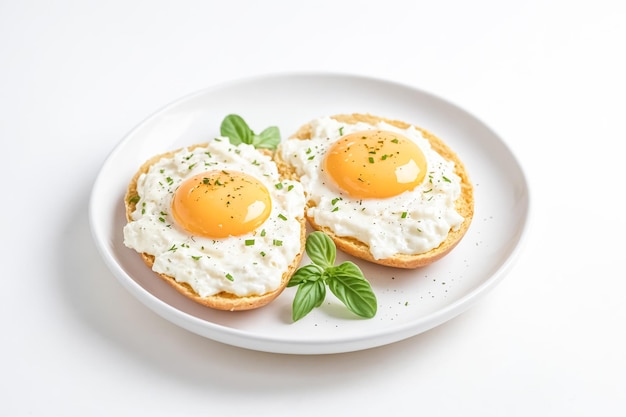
[275,113,474,269]
[124,143,306,311]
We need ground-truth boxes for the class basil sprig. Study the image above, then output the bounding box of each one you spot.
[288,231,378,322]
[220,114,281,150]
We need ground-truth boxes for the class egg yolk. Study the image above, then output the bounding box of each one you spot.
[324,130,427,199]
[171,170,271,238]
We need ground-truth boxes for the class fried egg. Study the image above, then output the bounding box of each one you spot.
[123,139,306,297]
[278,116,465,260]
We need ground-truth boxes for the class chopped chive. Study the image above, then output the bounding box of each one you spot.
[278,213,288,221]
[275,183,284,190]
[401,211,408,219]
[225,273,234,281]
[368,157,374,163]
[245,239,255,246]
[273,239,283,246]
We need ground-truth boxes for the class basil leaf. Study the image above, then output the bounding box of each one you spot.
[220,114,253,145]
[289,232,378,322]
[292,279,326,322]
[305,231,336,268]
[253,126,281,150]
[287,264,323,287]
[327,262,377,318]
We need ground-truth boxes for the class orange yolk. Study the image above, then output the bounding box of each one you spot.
[171,170,271,238]
[324,130,427,199]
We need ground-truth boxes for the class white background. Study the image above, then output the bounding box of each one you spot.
[2,0,625,415]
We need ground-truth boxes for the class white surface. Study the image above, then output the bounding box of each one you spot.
[2,0,625,415]
[90,73,529,354]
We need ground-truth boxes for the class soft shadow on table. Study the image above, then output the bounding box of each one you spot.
[58,175,481,395]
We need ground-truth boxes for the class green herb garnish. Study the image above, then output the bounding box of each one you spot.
[287,231,377,322]
[220,114,281,150]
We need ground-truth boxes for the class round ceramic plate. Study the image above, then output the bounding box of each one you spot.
[89,73,530,355]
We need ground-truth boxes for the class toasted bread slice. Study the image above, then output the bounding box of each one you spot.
[275,113,474,269]
[124,144,306,311]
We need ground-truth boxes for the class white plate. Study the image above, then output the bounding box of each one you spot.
[89,72,530,355]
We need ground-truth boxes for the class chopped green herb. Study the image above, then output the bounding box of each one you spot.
[245,239,255,246]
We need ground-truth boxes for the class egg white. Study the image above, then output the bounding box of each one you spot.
[123,139,306,297]
[278,116,464,260]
